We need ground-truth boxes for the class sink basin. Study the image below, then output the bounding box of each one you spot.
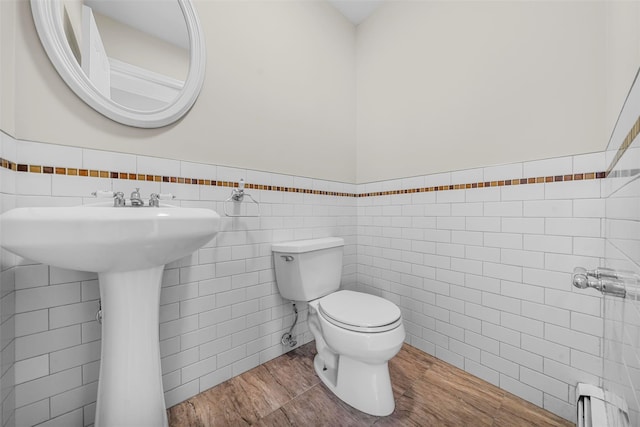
[0,204,220,427]
[1,204,220,272]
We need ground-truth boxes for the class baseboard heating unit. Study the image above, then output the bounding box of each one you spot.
[576,383,629,427]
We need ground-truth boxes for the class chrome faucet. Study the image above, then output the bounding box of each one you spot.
[149,193,160,207]
[113,192,125,207]
[130,188,144,207]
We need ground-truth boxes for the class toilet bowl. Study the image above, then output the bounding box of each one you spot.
[271,238,405,416]
[309,291,405,416]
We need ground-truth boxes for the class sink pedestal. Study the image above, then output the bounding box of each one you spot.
[95,266,168,427]
[0,205,220,426]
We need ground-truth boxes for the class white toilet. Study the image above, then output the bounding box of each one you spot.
[272,237,405,416]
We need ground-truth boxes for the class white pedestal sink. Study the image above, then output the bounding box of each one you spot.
[1,204,220,426]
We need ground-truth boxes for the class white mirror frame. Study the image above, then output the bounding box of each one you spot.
[30,0,206,128]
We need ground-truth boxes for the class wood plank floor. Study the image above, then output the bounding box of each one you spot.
[167,342,574,426]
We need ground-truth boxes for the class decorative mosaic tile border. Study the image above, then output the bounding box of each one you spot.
[0,158,355,197]
[0,156,606,198]
[358,172,606,197]
[607,114,640,176]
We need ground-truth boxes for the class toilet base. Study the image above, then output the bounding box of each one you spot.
[313,353,395,416]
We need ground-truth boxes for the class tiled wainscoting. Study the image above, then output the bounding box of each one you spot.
[355,155,606,422]
[0,136,17,427]
[0,132,357,427]
[0,129,626,426]
[600,74,640,425]
[602,152,640,426]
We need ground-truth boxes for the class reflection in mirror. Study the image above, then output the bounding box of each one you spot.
[31,0,205,127]
[59,0,190,111]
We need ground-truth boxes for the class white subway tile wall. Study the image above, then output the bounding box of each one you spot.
[3,132,635,426]
[1,135,357,427]
[600,72,640,425]
[1,132,17,427]
[356,154,607,423]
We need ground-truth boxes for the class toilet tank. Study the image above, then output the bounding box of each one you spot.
[272,237,344,301]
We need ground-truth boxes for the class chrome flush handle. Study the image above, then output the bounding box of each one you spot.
[281,255,295,262]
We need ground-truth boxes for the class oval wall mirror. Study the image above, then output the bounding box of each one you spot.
[30,0,206,128]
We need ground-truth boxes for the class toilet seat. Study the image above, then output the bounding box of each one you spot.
[318,290,402,333]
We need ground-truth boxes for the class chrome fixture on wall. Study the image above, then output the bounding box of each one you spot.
[91,189,174,207]
[223,179,261,217]
[572,267,638,298]
[130,188,144,206]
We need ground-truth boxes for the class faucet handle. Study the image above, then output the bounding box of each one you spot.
[149,193,174,207]
[113,191,125,207]
[149,193,160,207]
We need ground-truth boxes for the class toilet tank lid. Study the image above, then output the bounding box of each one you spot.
[272,237,344,253]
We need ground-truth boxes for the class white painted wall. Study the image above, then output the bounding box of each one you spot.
[356,1,607,183]
[605,0,640,140]
[0,0,16,137]
[5,1,633,185]
[6,0,620,185]
[93,11,189,82]
[5,0,357,183]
